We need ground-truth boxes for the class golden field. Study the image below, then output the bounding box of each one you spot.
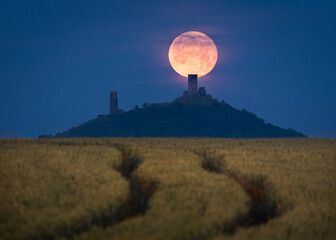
[0,138,335,240]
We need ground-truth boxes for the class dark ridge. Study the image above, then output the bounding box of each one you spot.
[200,151,282,234]
[45,95,305,138]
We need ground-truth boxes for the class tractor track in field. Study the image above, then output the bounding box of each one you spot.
[39,143,281,240]
[110,144,158,226]
[200,151,282,234]
[41,144,158,240]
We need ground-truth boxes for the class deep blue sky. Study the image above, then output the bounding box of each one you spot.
[1,0,335,138]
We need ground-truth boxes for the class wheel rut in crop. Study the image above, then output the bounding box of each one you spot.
[201,152,282,234]
[111,144,158,225]
[52,144,158,240]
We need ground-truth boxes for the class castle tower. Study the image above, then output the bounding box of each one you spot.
[198,87,206,96]
[188,74,198,95]
[110,91,118,114]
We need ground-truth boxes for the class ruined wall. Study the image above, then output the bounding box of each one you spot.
[188,74,198,95]
[110,91,118,114]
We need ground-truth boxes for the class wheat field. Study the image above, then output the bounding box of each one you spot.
[0,138,335,240]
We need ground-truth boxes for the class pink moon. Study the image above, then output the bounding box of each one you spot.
[168,31,218,78]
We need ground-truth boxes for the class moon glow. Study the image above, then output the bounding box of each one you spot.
[168,31,218,78]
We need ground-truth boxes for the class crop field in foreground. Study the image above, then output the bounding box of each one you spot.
[0,138,335,240]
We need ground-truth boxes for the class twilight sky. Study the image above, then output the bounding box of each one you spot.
[0,0,335,138]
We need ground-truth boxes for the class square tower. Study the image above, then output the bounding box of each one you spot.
[110,91,118,114]
[188,74,198,95]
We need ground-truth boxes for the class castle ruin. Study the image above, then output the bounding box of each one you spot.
[188,74,198,95]
[104,74,206,117]
[110,91,118,114]
[184,74,206,96]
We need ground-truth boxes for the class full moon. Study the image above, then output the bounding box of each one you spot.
[168,31,218,78]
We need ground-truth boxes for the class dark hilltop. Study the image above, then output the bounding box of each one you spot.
[40,75,305,138]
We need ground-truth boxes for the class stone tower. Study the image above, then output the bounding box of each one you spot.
[188,74,198,95]
[110,91,118,114]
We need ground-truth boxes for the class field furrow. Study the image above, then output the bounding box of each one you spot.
[0,138,335,240]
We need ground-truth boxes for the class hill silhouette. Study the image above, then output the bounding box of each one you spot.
[44,94,305,138]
